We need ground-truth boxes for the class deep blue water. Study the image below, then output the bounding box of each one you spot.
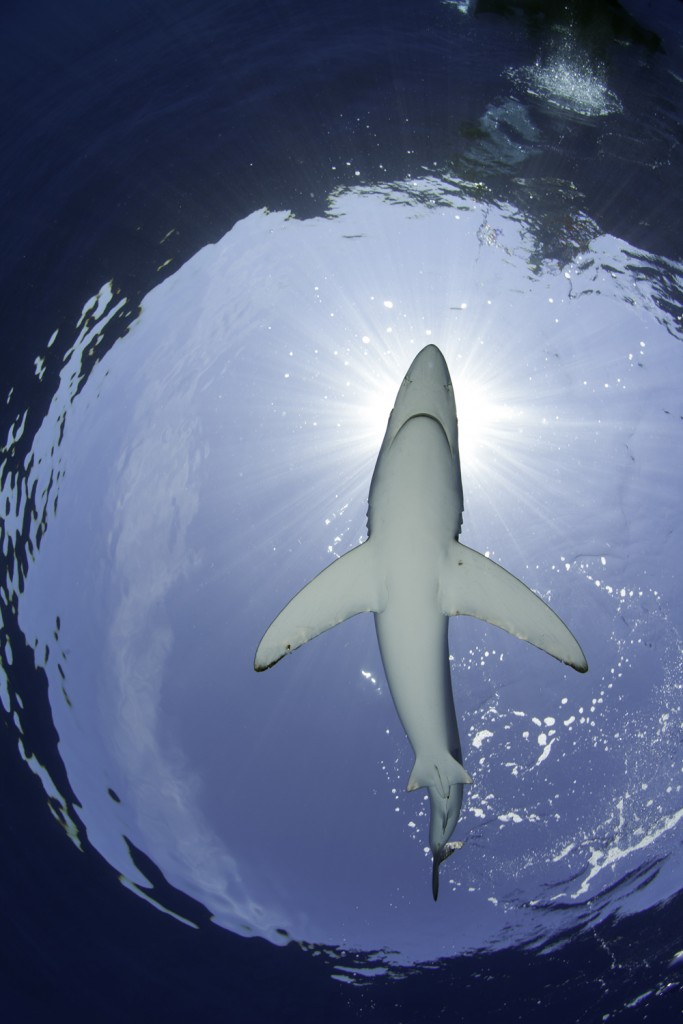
[2,0,683,1020]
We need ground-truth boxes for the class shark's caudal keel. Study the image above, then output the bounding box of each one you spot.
[255,344,588,898]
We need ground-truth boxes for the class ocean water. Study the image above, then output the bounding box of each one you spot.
[1,1,682,1020]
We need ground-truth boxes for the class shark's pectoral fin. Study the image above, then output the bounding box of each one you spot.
[440,542,588,673]
[254,541,385,671]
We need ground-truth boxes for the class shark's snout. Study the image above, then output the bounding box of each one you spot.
[405,344,451,389]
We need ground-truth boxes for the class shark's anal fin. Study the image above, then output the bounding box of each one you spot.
[254,540,385,671]
[439,541,588,673]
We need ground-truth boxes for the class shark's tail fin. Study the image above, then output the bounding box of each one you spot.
[432,841,464,901]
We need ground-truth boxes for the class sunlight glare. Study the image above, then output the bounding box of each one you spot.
[452,360,522,483]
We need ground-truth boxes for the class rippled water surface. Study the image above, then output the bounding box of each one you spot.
[1,0,682,1017]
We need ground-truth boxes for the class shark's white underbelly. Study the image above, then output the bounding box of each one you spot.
[369,416,464,764]
[374,599,460,763]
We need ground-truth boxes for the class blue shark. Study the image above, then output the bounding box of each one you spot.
[255,344,587,899]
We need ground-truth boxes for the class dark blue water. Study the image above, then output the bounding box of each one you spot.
[2,1,682,1020]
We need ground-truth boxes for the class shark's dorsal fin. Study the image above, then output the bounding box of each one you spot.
[439,541,588,673]
[254,541,386,671]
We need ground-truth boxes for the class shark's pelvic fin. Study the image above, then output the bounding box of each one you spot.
[407,754,473,795]
[254,541,386,671]
[439,541,588,673]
